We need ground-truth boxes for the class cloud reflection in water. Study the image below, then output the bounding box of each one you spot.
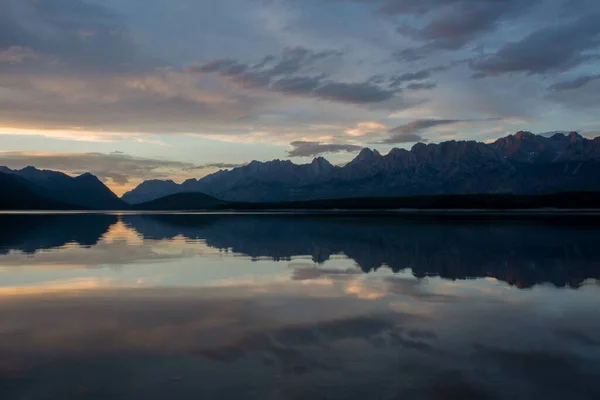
[0,213,599,399]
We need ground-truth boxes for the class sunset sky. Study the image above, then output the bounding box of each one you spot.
[1,0,599,195]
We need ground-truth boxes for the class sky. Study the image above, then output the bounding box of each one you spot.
[1,0,600,195]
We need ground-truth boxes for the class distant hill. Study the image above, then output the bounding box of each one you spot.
[122,131,600,204]
[1,166,127,210]
[0,171,80,210]
[135,191,600,211]
[134,192,226,211]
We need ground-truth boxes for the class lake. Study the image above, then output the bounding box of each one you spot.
[1,212,599,400]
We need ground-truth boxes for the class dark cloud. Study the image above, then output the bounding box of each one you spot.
[189,47,398,105]
[188,59,247,75]
[470,14,600,77]
[188,46,340,87]
[288,141,363,157]
[545,75,600,110]
[382,119,462,144]
[268,47,344,76]
[270,75,325,95]
[348,0,538,61]
[389,61,464,87]
[382,132,426,144]
[190,162,248,170]
[397,1,534,51]
[313,81,397,103]
[407,81,437,90]
[548,74,600,92]
[0,0,149,72]
[335,0,495,17]
[394,47,430,62]
[390,69,432,86]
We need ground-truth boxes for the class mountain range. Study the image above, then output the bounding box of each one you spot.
[2,131,600,210]
[122,131,600,204]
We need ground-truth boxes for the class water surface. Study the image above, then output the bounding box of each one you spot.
[1,213,599,399]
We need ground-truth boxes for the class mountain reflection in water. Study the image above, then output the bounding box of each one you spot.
[0,213,599,400]
[1,213,599,289]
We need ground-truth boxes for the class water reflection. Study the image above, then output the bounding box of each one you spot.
[0,214,117,254]
[2,213,599,289]
[1,282,599,399]
[0,213,599,399]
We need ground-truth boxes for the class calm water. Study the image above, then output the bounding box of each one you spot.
[1,213,599,400]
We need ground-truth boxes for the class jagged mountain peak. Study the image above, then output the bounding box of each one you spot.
[310,156,334,172]
[569,131,583,141]
[550,132,568,139]
[411,142,428,152]
[514,131,535,139]
[311,156,330,164]
[349,148,382,165]
[76,172,97,179]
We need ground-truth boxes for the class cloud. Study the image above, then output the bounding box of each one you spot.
[349,0,539,60]
[0,0,150,72]
[0,71,259,133]
[189,59,248,75]
[0,46,36,63]
[382,119,463,144]
[190,162,248,170]
[345,121,387,137]
[545,74,600,110]
[401,1,535,50]
[389,69,432,87]
[382,117,505,144]
[382,132,426,144]
[388,61,464,88]
[548,74,600,92]
[470,14,600,76]
[0,0,598,148]
[270,75,325,95]
[334,0,516,17]
[407,81,437,91]
[313,81,396,103]
[189,47,399,105]
[188,46,341,88]
[287,141,363,157]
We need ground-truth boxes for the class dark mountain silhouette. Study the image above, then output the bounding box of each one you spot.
[0,213,118,254]
[0,171,79,210]
[133,192,600,211]
[122,213,600,289]
[117,179,181,205]
[122,131,600,204]
[134,192,226,210]
[1,166,126,209]
[123,157,338,204]
[490,131,600,163]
